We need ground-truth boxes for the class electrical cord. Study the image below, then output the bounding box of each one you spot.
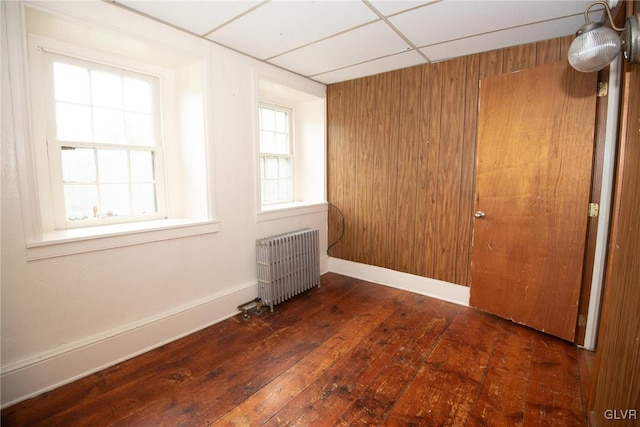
[327,202,345,253]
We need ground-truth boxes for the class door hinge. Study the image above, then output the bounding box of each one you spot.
[588,202,599,218]
[597,82,608,97]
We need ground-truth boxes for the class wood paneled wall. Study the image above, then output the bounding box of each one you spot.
[327,35,573,286]
[590,2,640,423]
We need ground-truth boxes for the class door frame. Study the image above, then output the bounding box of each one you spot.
[579,57,622,350]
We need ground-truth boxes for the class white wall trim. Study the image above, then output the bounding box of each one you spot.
[0,281,258,409]
[328,257,470,307]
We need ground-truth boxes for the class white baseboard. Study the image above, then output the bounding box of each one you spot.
[327,257,470,307]
[0,281,258,409]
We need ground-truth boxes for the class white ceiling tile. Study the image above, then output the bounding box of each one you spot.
[268,20,413,77]
[367,0,438,17]
[117,0,263,36]
[206,0,378,60]
[312,50,427,84]
[420,14,585,62]
[389,0,594,48]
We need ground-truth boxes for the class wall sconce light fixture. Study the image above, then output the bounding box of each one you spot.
[568,1,639,72]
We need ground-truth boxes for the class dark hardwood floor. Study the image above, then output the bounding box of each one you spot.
[2,273,594,426]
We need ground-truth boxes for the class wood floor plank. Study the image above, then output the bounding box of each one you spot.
[524,335,584,426]
[262,293,435,426]
[336,297,459,425]
[1,273,592,427]
[214,304,398,426]
[466,321,536,426]
[384,310,502,426]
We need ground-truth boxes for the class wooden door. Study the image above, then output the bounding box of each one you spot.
[470,61,597,342]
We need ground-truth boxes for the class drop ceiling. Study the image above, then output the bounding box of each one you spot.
[112,0,606,85]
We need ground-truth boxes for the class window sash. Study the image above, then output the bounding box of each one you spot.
[259,104,294,205]
[260,154,293,205]
[48,140,166,228]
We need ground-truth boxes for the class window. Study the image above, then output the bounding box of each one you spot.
[16,4,217,260]
[44,52,165,229]
[259,104,294,205]
[255,77,326,218]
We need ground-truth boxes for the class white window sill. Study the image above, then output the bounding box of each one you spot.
[257,201,328,222]
[26,218,220,261]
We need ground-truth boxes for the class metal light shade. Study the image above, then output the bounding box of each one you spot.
[568,22,622,72]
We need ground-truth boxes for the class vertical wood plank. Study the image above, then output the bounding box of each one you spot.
[535,38,563,66]
[383,71,402,270]
[393,66,423,273]
[479,48,504,80]
[560,34,573,60]
[341,80,358,261]
[503,43,537,74]
[354,75,377,264]
[418,62,443,278]
[433,57,466,283]
[456,54,480,286]
[327,83,346,258]
[412,64,432,276]
[370,71,395,268]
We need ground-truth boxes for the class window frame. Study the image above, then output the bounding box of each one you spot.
[41,50,168,230]
[258,102,295,206]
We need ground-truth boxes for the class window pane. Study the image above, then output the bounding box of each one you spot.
[263,180,277,202]
[64,184,98,221]
[275,110,288,132]
[62,148,96,183]
[124,78,152,113]
[260,130,275,153]
[264,156,278,179]
[125,112,154,146]
[278,157,291,178]
[132,183,157,215]
[101,183,130,217]
[279,178,292,201]
[93,107,125,144]
[91,70,122,109]
[130,151,155,182]
[260,107,275,131]
[56,103,92,141]
[275,133,289,154]
[53,62,90,104]
[98,150,128,183]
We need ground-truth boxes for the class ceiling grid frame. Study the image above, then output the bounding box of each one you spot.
[112,0,606,84]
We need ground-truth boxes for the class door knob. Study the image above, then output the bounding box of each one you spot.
[474,211,486,219]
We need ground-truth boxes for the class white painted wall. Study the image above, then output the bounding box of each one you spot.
[1,1,327,407]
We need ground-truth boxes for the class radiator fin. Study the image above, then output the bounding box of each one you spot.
[256,228,320,312]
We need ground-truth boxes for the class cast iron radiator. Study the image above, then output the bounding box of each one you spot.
[256,228,320,312]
